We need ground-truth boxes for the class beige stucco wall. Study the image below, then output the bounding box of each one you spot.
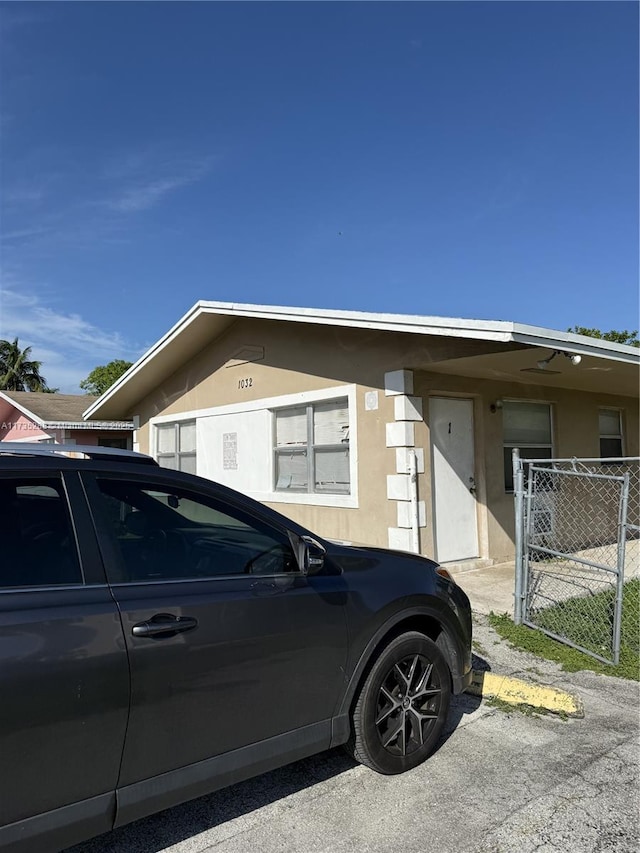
[414,372,638,563]
[134,320,407,546]
[131,318,639,563]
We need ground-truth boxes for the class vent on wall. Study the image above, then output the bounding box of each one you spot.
[225,345,265,368]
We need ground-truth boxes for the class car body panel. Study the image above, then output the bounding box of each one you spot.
[0,586,129,830]
[0,468,130,840]
[0,793,115,853]
[326,543,473,689]
[0,448,473,853]
[106,574,349,786]
[114,719,331,827]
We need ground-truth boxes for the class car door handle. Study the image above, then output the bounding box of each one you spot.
[132,615,199,637]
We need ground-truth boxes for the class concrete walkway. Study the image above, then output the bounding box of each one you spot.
[452,540,640,617]
[449,561,516,615]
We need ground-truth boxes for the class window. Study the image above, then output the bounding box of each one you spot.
[93,478,298,583]
[503,401,553,491]
[156,421,196,473]
[274,399,350,494]
[599,409,623,458]
[0,478,83,588]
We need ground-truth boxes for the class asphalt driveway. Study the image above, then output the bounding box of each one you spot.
[67,614,639,853]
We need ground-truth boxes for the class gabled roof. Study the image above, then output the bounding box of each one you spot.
[84,301,640,420]
[0,391,133,430]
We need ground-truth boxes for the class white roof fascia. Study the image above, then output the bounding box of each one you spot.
[511,323,639,363]
[84,301,640,419]
[198,303,640,361]
[0,391,45,427]
[83,301,204,420]
[197,301,516,340]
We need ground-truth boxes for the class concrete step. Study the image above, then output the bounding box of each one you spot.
[441,557,494,574]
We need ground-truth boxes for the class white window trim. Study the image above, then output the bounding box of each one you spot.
[149,385,359,509]
[272,398,351,499]
[155,420,197,472]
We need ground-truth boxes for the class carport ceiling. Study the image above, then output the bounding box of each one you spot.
[415,346,639,397]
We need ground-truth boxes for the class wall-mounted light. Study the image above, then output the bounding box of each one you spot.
[489,400,503,414]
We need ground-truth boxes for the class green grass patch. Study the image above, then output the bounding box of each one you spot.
[472,639,488,657]
[488,579,640,681]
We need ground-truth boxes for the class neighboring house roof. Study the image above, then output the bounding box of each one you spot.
[84,301,640,420]
[0,391,134,430]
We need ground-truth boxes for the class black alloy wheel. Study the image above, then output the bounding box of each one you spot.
[348,631,451,774]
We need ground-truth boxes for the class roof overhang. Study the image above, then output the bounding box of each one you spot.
[84,301,640,420]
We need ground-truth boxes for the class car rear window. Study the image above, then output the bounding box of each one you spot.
[0,478,83,589]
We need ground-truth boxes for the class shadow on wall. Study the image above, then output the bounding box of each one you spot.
[141,318,523,417]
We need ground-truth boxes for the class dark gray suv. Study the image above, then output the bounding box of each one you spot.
[0,444,472,853]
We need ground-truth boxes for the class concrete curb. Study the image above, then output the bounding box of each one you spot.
[468,670,584,718]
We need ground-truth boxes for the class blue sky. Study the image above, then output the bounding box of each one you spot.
[0,1,637,392]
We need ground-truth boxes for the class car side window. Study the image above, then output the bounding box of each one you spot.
[0,477,83,589]
[93,478,299,583]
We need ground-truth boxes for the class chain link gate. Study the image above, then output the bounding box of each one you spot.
[513,451,639,665]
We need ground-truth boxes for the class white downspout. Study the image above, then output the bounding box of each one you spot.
[409,450,420,553]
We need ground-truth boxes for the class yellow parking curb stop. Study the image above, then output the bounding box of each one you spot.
[468,670,583,718]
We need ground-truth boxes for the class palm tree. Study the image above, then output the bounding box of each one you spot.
[0,338,51,392]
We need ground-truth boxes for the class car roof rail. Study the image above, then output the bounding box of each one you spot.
[0,442,158,465]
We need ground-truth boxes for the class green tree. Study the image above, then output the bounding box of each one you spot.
[567,327,639,347]
[79,359,133,395]
[0,338,51,391]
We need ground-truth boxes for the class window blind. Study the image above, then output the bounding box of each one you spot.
[276,407,307,447]
[314,401,349,445]
[157,425,176,454]
[503,402,551,445]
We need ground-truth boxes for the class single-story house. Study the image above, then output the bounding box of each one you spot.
[84,302,639,567]
[0,391,134,448]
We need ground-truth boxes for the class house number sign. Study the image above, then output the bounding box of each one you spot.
[238,377,253,389]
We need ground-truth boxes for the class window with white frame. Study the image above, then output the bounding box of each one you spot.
[599,409,623,458]
[503,401,553,491]
[156,421,196,473]
[274,398,350,494]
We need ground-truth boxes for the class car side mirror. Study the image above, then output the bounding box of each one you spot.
[300,535,326,574]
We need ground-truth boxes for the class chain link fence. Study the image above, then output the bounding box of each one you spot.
[513,452,639,665]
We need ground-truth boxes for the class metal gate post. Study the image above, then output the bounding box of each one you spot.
[513,448,525,624]
[612,472,630,666]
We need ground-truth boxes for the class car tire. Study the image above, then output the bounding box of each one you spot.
[348,631,451,775]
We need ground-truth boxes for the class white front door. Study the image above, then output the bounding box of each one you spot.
[430,397,479,563]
